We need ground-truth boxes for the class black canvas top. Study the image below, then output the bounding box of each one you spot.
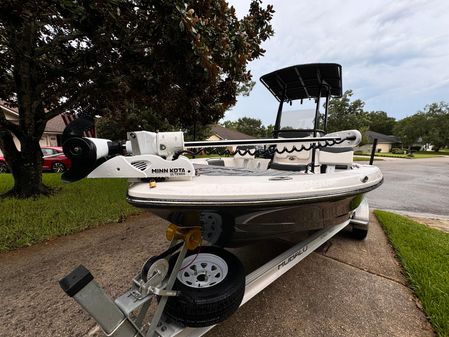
[260,63,342,101]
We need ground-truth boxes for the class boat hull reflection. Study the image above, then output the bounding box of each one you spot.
[129,194,363,247]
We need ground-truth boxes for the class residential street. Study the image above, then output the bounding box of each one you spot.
[367,157,449,217]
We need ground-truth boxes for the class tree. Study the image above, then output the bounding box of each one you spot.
[394,113,428,149]
[421,102,449,151]
[221,118,274,138]
[366,111,396,135]
[264,124,274,138]
[0,1,114,197]
[222,117,266,138]
[394,102,449,151]
[0,0,274,197]
[326,90,370,132]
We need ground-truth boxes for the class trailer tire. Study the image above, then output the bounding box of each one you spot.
[350,226,368,240]
[164,246,245,327]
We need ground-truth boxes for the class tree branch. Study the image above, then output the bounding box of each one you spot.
[0,109,25,140]
[0,124,20,158]
[43,86,92,120]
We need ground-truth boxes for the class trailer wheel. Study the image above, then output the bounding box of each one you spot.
[350,226,368,240]
[164,246,245,327]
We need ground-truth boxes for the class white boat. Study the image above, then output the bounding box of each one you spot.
[59,63,383,334]
[62,63,382,245]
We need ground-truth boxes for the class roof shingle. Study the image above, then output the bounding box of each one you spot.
[210,125,256,140]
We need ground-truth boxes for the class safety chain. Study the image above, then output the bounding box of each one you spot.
[173,136,351,160]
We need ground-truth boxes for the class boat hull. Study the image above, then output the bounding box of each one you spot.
[127,164,383,246]
[128,192,366,247]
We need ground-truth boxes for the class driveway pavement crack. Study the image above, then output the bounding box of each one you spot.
[315,252,407,287]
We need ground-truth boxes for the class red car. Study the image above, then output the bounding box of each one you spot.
[0,146,72,173]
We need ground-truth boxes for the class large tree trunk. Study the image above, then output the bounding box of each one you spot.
[12,144,50,198]
[0,17,53,198]
[0,128,51,199]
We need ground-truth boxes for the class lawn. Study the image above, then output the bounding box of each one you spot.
[353,156,383,161]
[375,210,449,337]
[356,149,449,159]
[0,174,141,252]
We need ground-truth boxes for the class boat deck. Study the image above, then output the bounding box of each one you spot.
[194,164,304,177]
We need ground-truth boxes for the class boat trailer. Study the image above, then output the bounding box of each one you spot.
[60,217,361,337]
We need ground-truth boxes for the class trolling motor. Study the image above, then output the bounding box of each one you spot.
[61,118,196,182]
[61,118,123,182]
[62,117,361,182]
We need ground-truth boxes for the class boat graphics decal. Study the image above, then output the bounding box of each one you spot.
[278,245,308,270]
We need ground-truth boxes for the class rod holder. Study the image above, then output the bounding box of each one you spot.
[369,138,378,165]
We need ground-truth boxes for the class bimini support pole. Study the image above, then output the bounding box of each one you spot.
[273,87,286,138]
[323,93,330,133]
[310,84,322,173]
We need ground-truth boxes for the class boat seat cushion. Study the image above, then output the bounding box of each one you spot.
[320,147,353,153]
[269,162,307,172]
[319,147,354,165]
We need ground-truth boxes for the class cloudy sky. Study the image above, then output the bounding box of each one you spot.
[226,0,449,125]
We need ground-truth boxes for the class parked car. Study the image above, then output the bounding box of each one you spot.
[0,146,72,173]
[0,155,7,173]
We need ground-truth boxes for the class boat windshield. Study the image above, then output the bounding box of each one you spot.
[280,108,316,130]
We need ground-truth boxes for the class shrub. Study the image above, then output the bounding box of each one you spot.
[391,148,403,154]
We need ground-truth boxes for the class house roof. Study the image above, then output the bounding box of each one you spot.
[0,100,19,119]
[45,115,66,133]
[1,101,66,134]
[210,125,256,140]
[367,131,401,144]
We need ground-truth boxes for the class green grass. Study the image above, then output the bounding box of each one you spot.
[353,156,383,161]
[359,152,412,158]
[0,174,141,252]
[375,210,449,337]
[356,150,449,159]
[414,150,449,157]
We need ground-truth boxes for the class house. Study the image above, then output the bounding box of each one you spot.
[207,125,255,152]
[0,101,67,154]
[358,131,402,153]
[208,125,255,141]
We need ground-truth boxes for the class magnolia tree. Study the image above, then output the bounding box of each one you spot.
[0,0,274,197]
[395,102,449,151]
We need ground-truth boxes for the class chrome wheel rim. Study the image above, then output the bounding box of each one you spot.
[53,163,65,173]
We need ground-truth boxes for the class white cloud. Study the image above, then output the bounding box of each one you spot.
[227,0,449,125]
